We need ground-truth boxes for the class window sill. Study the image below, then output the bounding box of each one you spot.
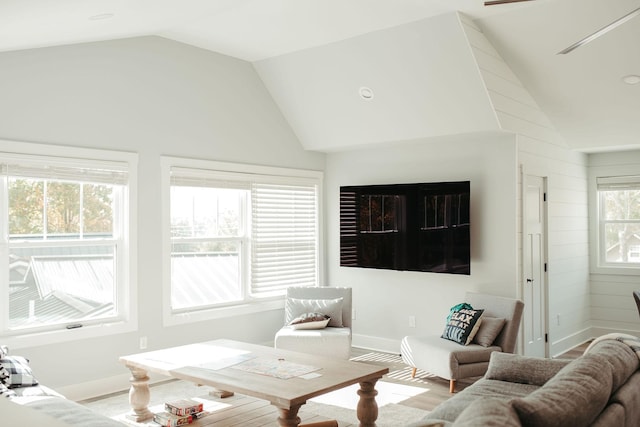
[163,298,285,327]
[590,265,640,276]
[2,319,137,351]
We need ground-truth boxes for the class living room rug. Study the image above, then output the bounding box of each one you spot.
[83,352,432,426]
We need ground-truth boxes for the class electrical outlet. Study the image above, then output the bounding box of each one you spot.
[139,336,148,349]
[556,314,561,326]
[352,309,356,320]
[409,315,416,328]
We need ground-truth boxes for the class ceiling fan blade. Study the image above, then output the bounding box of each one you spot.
[558,6,640,54]
[484,0,535,5]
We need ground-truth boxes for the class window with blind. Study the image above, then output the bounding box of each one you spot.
[0,149,135,336]
[165,159,321,315]
[597,175,640,266]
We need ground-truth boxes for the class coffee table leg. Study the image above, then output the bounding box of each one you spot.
[125,366,154,422]
[357,378,381,426]
[277,404,302,427]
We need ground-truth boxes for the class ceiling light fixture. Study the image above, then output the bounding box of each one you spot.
[622,75,640,85]
[88,13,115,21]
[359,87,374,101]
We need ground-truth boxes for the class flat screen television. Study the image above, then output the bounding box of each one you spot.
[340,181,470,275]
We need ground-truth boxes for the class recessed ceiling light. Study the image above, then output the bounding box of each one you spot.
[88,13,115,21]
[622,74,640,85]
[359,87,374,101]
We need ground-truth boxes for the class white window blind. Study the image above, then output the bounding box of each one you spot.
[1,155,128,184]
[597,175,640,191]
[251,182,318,294]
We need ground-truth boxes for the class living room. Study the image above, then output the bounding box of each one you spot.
[1,0,639,419]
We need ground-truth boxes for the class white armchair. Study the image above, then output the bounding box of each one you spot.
[274,286,352,359]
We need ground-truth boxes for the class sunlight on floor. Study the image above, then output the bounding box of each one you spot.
[309,381,429,410]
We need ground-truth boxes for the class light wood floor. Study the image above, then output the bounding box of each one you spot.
[83,342,590,427]
[350,340,589,413]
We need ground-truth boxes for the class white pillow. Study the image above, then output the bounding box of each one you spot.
[286,297,344,327]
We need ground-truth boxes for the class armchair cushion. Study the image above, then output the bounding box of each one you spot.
[286,297,344,327]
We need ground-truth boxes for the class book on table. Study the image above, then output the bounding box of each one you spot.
[153,411,193,427]
[164,398,204,416]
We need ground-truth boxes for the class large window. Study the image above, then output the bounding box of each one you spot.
[597,176,640,267]
[162,157,321,322]
[0,143,137,341]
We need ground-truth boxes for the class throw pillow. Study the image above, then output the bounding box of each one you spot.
[472,317,506,347]
[289,312,331,330]
[485,352,572,386]
[441,305,484,345]
[0,356,39,388]
[286,297,344,327]
[510,353,612,427]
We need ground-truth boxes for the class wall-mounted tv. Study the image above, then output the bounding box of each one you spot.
[340,181,470,275]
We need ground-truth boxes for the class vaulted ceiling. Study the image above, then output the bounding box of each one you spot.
[1,0,638,153]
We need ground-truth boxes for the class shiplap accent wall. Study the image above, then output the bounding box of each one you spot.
[588,151,640,336]
[460,14,591,355]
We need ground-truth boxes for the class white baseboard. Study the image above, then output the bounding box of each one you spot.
[352,333,401,354]
[549,328,593,358]
[58,372,168,402]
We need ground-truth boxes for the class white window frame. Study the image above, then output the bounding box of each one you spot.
[589,168,640,276]
[161,156,323,326]
[0,140,138,349]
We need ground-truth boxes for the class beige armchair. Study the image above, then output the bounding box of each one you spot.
[274,286,352,359]
[401,292,524,392]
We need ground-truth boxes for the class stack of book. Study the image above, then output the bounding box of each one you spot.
[153,398,205,427]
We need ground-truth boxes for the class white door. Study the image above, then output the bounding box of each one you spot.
[523,174,547,357]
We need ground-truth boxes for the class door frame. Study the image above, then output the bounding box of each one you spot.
[520,168,549,357]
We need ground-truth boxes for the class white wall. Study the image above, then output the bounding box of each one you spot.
[0,36,325,398]
[325,133,518,353]
[461,15,591,356]
[588,150,640,336]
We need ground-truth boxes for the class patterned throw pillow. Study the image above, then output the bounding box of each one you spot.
[288,312,331,330]
[0,346,10,387]
[441,305,484,345]
[0,356,39,388]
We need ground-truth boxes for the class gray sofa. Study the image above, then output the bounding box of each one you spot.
[8,385,123,426]
[1,348,122,426]
[412,333,640,427]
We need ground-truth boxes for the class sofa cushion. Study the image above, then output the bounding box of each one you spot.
[453,398,521,427]
[609,371,640,427]
[21,396,125,427]
[441,307,484,346]
[472,317,505,347]
[425,378,538,422]
[286,297,344,327]
[586,338,639,393]
[485,352,571,386]
[511,352,613,427]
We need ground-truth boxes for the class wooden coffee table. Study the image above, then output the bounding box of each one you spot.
[119,339,389,426]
